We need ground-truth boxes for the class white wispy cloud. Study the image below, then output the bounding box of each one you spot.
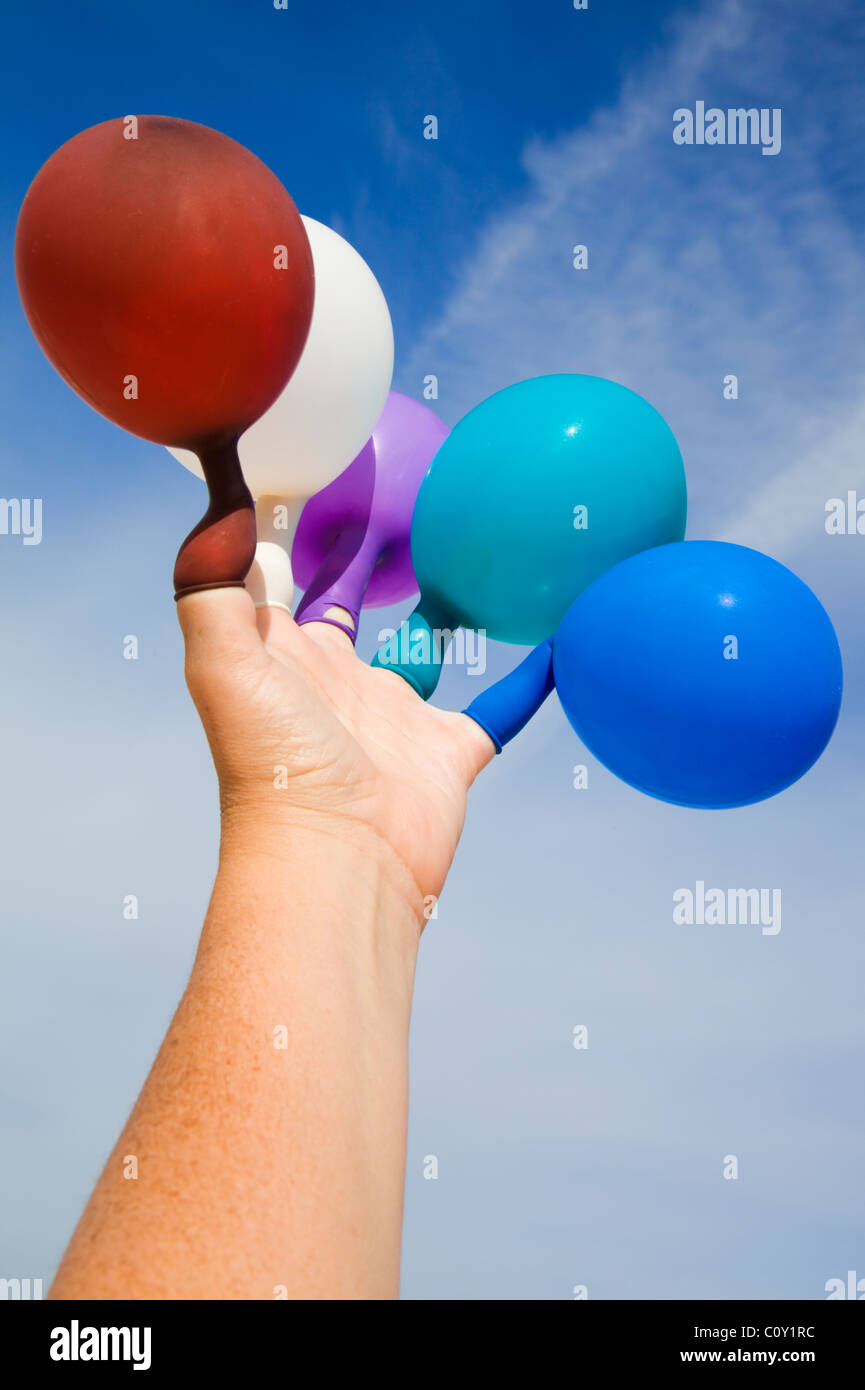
[400,0,865,561]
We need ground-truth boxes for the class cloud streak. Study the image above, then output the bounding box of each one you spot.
[400,0,865,561]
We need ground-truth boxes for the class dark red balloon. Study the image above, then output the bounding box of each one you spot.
[15,115,315,595]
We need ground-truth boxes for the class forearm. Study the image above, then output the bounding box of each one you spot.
[49,818,421,1300]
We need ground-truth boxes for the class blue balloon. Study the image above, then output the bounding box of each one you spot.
[551,541,843,808]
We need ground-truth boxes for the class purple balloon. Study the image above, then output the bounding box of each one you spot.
[293,391,449,638]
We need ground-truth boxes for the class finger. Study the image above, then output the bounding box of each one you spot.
[176,585,263,670]
[254,602,296,647]
[456,712,499,781]
[299,604,359,653]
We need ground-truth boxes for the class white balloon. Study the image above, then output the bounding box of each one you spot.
[168,216,394,609]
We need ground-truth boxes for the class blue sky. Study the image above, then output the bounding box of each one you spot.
[1,0,864,1299]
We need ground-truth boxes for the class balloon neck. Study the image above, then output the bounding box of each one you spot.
[173,438,256,599]
[463,639,556,753]
[255,494,305,548]
[245,540,294,613]
[197,437,252,511]
[370,597,453,700]
[244,497,304,614]
[294,525,382,640]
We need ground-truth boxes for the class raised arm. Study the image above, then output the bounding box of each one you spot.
[49,589,494,1300]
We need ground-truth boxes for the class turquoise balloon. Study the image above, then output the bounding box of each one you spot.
[373,374,687,697]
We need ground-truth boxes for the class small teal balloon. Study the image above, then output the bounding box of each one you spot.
[373,374,687,696]
[553,541,843,808]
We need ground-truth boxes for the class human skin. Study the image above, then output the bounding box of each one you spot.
[48,590,494,1300]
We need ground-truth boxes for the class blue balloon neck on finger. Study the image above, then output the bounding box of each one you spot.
[370,598,453,700]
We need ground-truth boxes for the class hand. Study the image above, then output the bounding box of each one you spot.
[177,591,496,918]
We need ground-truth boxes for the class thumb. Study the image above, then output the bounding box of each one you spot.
[176,586,264,676]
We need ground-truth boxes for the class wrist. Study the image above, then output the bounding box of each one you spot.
[215,803,426,952]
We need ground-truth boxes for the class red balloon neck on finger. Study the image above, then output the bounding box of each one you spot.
[173,438,258,598]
